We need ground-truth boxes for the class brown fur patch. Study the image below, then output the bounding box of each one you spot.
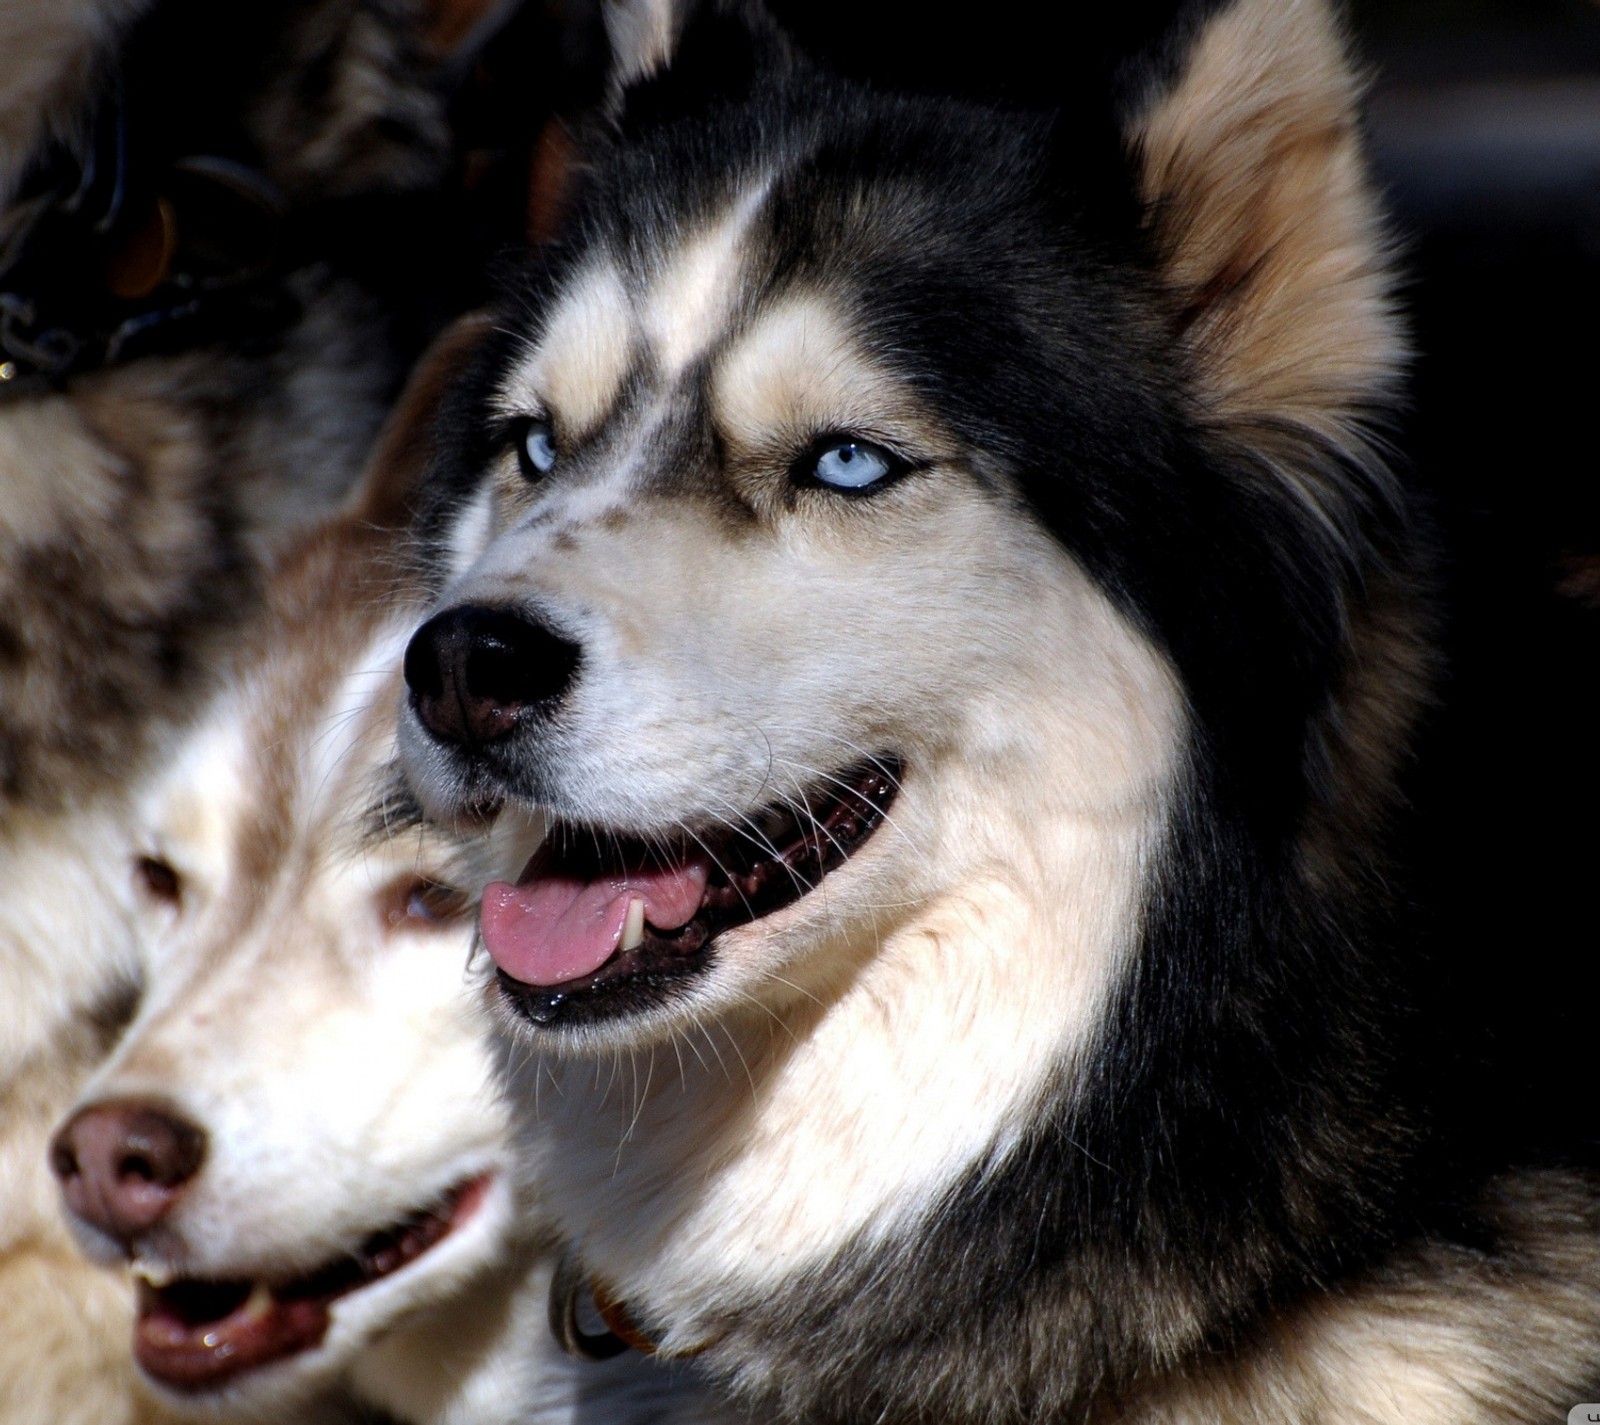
[353,311,496,530]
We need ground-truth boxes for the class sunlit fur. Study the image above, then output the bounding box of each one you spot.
[0,799,168,1425]
[0,3,449,1420]
[403,1,1600,1420]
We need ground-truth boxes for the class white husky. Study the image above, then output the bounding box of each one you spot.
[54,330,729,1425]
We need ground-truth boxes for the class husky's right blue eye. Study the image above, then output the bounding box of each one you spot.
[808,438,898,492]
[513,417,557,480]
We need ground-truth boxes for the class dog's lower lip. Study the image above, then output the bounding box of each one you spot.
[133,1172,494,1391]
[487,756,902,1026]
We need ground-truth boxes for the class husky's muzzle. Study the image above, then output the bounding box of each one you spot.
[402,601,901,1031]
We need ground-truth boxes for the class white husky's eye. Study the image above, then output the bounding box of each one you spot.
[809,439,896,491]
[134,855,183,907]
[382,876,472,931]
[514,417,557,480]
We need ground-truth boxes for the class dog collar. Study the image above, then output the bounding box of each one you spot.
[549,1249,715,1361]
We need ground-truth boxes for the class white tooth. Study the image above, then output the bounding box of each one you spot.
[620,896,646,953]
[243,1282,274,1320]
[131,1260,174,1289]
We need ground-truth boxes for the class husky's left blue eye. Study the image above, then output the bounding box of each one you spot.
[810,439,896,491]
[512,417,557,481]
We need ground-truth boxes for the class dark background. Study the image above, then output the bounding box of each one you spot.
[1357,0,1600,1150]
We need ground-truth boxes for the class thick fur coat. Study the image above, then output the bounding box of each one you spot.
[1,2,450,1419]
[53,321,735,1424]
[399,1,1600,1420]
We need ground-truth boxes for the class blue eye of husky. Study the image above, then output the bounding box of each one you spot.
[807,439,898,492]
[513,417,557,480]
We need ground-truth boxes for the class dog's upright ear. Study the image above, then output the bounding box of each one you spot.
[347,311,497,534]
[601,0,788,133]
[1128,0,1400,453]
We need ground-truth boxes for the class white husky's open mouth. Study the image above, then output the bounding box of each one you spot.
[483,757,901,1028]
[132,1173,493,1391]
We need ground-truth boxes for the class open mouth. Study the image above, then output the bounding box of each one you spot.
[133,1174,492,1391]
[482,756,902,1027]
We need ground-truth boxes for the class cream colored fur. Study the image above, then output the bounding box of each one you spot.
[71,624,543,1423]
[1104,1172,1600,1425]
[64,451,737,1422]
[0,4,448,1414]
[1134,0,1404,534]
[0,802,181,1425]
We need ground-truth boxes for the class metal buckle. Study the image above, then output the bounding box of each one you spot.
[548,1249,632,1361]
[0,294,80,381]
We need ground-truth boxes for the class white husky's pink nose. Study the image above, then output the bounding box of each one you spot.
[52,1100,207,1245]
[404,603,580,746]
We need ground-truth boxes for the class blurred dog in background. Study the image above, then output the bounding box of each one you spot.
[1,2,454,1418]
[52,324,729,1423]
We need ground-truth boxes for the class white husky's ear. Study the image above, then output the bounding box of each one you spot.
[1131,0,1400,448]
[347,311,496,531]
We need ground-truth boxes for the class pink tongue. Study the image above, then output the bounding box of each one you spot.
[480,855,709,987]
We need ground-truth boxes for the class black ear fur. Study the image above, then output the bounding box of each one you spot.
[605,0,1227,241]
[612,1,793,138]
[1031,0,1236,246]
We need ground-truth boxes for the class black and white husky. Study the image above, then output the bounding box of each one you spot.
[400,1,1600,1419]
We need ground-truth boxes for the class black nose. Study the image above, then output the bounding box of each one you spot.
[404,604,581,747]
